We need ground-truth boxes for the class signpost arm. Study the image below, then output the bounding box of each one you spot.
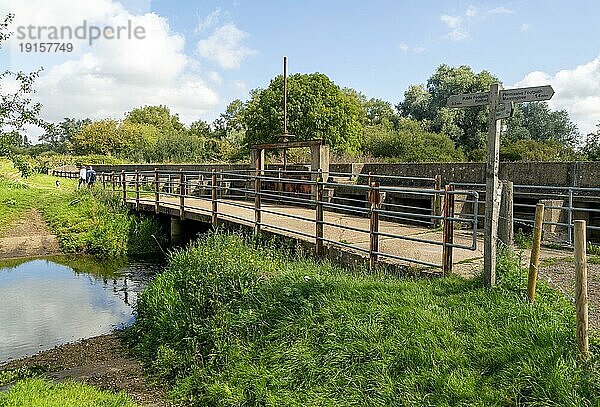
[484,83,502,287]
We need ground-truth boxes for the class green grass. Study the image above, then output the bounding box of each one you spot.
[0,158,166,257]
[0,378,139,407]
[131,232,600,406]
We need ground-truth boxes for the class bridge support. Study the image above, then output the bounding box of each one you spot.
[170,217,185,246]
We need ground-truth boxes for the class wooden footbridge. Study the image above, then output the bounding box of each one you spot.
[85,167,482,273]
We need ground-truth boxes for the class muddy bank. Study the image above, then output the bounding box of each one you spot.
[1,332,168,407]
[0,209,60,259]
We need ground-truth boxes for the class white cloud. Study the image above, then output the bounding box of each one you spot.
[398,43,409,51]
[196,23,257,69]
[398,42,426,53]
[520,23,531,32]
[515,55,600,135]
[195,8,222,33]
[441,5,514,42]
[1,0,224,141]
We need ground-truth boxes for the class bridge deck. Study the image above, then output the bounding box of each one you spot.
[130,195,484,275]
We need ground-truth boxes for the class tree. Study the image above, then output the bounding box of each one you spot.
[243,73,364,154]
[504,102,579,147]
[189,119,211,138]
[71,120,120,155]
[39,117,91,153]
[397,64,498,153]
[582,123,600,161]
[0,14,46,155]
[125,105,185,136]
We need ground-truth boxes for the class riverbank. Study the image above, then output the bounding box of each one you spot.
[1,333,167,407]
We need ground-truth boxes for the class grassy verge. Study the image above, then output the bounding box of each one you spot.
[131,232,600,406]
[0,378,139,407]
[0,158,166,257]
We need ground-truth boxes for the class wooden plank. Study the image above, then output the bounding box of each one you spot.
[500,85,554,103]
[574,220,589,360]
[446,91,490,107]
[250,139,325,150]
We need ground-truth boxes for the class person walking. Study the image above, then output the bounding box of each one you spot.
[78,165,87,189]
[86,166,97,188]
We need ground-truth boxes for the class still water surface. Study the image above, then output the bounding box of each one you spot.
[0,257,161,363]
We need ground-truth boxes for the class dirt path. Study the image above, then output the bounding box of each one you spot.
[0,209,61,259]
[1,332,168,406]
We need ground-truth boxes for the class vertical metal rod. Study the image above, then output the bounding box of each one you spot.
[154,168,160,214]
[316,170,324,256]
[179,169,185,219]
[369,181,380,268]
[121,170,126,204]
[568,188,574,245]
[211,169,218,227]
[135,170,140,210]
[433,175,442,228]
[283,56,288,135]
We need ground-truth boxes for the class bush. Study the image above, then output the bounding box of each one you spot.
[362,120,465,162]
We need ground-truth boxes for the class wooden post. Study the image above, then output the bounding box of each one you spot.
[574,220,589,360]
[111,172,115,191]
[527,203,545,303]
[278,167,283,202]
[121,170,126,204]
[369,181,381,268]
[442,185,455,274]
[211,169,218,227]
[179,169,184,219]
[254,166,261,236]
[484,83,502,287]
[499,180,514,247]
[102,173,106,189]
[135,170,140,210]
[433,175,442,228]
[315,171,324,256]
[154,168,160,214]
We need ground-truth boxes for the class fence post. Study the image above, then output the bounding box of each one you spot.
[121,170,126,204]
[135,170,140,210]
[211,169,218,227]
[369,181,381,268]
[527,203,545,303]
[433,174,442,228]
[568,188,574,246]
[574,220,589,360]
[111,171,115,191]
[442,185,455,274]
[179,169,185,219]
[254,167,261,237]
[102,173,106,190]
[278,167,283,202]
[499,180,514,247]
[154,168,160,214]
[316,170,324,256]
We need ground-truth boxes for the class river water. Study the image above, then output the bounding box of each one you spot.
[0,256,161,363]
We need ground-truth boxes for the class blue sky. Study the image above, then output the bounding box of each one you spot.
[2,0,600,139]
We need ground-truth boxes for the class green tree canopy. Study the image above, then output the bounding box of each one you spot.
[243,73,363,154]
[397,64,498,154]
[125,105,185,136]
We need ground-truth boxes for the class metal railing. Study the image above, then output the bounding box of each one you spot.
[55,168,480,272]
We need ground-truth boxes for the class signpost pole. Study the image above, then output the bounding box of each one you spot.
[484,83,502,287]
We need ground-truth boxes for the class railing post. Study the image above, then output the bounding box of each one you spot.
[369,181,380,268]
[121,170,126,204]
[442,185,455,274]
[179,168,185,219]
[154,168,160,214]
[254,167,261,237]
[102,172,106,190]
[433,174,442,228]
[211,169,218,227]
[111,171,115,191]
[316,171,324,256]
[278,167,283,202]
[135,170,140,210]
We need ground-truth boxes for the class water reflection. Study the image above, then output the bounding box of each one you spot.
[0,256,162,363]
